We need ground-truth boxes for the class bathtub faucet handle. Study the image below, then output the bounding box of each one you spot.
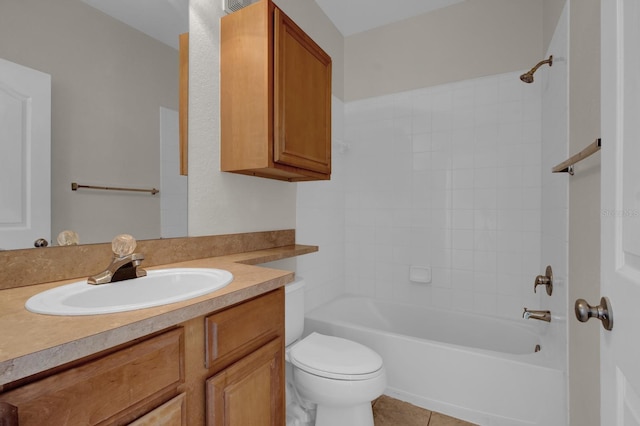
[534,265,553,296]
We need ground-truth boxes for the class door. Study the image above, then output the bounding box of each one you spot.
[0,58,51,249]
[600,0,640,423]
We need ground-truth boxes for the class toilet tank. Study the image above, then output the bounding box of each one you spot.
[285,278,305,346]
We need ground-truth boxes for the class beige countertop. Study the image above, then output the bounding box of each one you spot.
[0,245,314,388]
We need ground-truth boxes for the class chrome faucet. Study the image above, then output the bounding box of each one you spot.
[88,234,146,285]
[522,308,551,322]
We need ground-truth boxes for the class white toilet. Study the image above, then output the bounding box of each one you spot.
[285,279,386,426]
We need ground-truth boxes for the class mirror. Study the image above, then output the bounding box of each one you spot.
[0,0,188,249]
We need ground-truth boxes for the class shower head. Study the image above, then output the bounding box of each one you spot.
[519,55,553,83]
[520,72,534,83]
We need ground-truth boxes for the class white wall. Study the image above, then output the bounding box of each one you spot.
[567,0,601,424]
[544,0,568,53]
[540,3,569,421]
[344,0,543,101]
[160,107,188,238]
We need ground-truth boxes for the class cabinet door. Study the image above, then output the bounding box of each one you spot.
[0,328,184,425]
[206,338,284,426]
[129,393,186,426]
[205,288,283,371]
[273,7,331,175]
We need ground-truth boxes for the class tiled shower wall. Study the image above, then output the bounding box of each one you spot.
[296,72,556,319]
[296,96,347,312]
[540,2,569,373]
[341,72,544,318]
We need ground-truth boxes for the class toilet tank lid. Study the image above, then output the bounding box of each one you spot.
[289,332,384,380]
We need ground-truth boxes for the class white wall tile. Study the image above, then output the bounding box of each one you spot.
[409,73,539,316]
[296,96,347,311]
[299,72,552,320]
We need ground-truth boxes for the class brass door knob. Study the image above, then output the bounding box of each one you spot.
[575,297,613,331]
[33,238,49,248]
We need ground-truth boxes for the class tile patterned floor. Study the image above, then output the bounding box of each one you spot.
[373,395,477,426]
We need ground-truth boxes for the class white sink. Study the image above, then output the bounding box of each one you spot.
[25,268,234,316]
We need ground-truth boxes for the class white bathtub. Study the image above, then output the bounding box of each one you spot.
[303,296,566,426]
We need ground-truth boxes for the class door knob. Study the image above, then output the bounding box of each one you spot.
[574,297,613,330]
[33,238,49,247]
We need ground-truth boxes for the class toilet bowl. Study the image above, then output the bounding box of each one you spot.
[285,279,386,426]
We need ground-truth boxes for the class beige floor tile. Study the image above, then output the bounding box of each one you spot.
[373,395,431,425]
[372,395,478,426]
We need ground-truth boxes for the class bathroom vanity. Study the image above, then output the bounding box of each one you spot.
[0,289,283,425]
[0,238,313,425]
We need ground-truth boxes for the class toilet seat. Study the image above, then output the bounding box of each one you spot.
[289,332,384,381]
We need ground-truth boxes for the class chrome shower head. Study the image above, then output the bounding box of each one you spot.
[519,55,553,83]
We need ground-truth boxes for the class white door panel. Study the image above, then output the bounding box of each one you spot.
[601,0,640,424]
[0,58,51,249]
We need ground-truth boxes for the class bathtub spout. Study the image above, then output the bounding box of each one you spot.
[523,308,551,322]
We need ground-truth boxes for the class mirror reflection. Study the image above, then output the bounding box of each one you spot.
[0,0,188,249]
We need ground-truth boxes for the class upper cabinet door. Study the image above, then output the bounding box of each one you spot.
[220,0,332,181]
[273,8,332,175]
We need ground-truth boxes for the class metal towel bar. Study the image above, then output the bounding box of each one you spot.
[71,182,159,195]
[552,138,601,175]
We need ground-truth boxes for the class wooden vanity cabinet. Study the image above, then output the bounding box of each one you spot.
[0,328,185,425]
[0,288,285,425]
[221,0,332,182]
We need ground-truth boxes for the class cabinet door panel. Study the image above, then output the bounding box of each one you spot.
[206,338,284,426]
[274,7,331,175]
[205,288,283,371]
[0,328,184,425]
[129,393,186,426]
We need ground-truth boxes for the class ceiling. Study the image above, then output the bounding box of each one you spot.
[314,0,466,36]
[81,0,188,50]
[82,0,465,50]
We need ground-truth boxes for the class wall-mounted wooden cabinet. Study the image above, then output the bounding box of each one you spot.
[221,0,332,182]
